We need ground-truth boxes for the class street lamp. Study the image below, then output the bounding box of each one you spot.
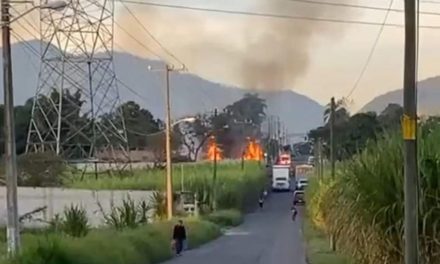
[125,116,197,137]
[1,0,68,256]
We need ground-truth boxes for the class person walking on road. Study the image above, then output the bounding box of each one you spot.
[172,220,187,256]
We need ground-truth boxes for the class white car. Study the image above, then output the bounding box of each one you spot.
[296,178,308,190]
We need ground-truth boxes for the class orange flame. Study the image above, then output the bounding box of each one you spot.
[243,138,263,161]
[206,136,223,161]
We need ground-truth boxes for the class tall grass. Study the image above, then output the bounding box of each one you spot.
[307,124,440,264]
[67,161,267,211]
[9,219,220,264]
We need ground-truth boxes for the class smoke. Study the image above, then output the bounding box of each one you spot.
[115,0,352,90]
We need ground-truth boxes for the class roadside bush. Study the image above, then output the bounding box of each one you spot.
[10,219,221,264]
[49,205,90,237]
[17,152,65,187]
[307,124,440,264]
[203,209,243,227]
[99,196,150,229]
[150,191,167,220]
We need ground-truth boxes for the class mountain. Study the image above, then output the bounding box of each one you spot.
[0,40,324,133]
[362,76,440,115]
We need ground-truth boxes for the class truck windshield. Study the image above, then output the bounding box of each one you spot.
[275,177,288,181]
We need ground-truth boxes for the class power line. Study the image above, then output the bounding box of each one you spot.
[346,0,395,98]
[117,0,185,67]
[118,0,440,29]
[114,20,165,59]
[287,0,440,17]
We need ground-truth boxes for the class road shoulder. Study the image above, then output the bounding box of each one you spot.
[303,218,352,264]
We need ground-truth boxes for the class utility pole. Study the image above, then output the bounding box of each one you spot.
[164,64,173,220]
[403,0,419,262]
[329,97,336,251]
[2,0,20,255]
[319,138,324,179]
[314,139,322,180]
[212,108,218,211]
[330,97,336,180]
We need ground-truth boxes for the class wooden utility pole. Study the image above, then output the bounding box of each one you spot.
[330,97,336,180]
[164,64,173,220]
[315,139,323,180]
[2,0,20,255]
[403,0,419,263]
[212,108,218,211]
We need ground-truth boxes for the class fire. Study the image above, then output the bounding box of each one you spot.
[243,138,264,161]
[206,136,223,161]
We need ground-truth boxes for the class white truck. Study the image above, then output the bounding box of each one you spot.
[272,164,291,192]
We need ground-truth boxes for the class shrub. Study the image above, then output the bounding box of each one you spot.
[17,152,65,187]
[49,205,90,237]
[11,219,220,264]
[150,191,167,220]
[99,196,151,229]
[203,209,243,227]
[62,205,90,237]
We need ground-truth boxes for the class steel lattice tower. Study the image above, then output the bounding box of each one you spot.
[26,0,129,167]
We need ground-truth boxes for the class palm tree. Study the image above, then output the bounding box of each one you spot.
[323,97,350,125]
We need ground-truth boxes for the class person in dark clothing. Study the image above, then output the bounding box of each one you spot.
[172,220,187,256]
[258,196,264,208]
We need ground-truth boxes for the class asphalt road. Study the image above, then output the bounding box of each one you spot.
[163,192,307,264]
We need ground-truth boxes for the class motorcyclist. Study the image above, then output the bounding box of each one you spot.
[291,205,298,221]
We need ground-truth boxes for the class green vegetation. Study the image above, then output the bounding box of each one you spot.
[307,123,440,264]
[0,161,264,263]
[67,161,267,211]
[6,219,220,264]
[98,196,151,229]
[309,101,403,160]
[50,205,90,237]
[203,209,243,227]
[303,217,351,264]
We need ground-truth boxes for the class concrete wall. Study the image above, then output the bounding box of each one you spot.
[0,187,153,227]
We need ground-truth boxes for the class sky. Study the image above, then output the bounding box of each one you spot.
[7,0,440,111]
[112,0,440,111]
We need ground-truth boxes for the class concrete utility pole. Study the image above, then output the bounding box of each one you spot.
[2,0,20,255]
[212,108,218,211]
[164,64,173,220]
[403,0,419,263]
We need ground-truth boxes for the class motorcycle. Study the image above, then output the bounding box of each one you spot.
[291,206,298,221]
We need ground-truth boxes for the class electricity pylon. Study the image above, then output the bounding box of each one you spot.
[26,0,130,172]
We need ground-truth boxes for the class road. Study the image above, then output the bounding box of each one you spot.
[163,192,307,264]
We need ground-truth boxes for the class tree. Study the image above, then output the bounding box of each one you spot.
[378,103,403,131]
[14,98,33,154]
[117,101,162,149]
[225,93,266,126]
[309,110,380,160]
[324,97,350,125]
[180,114,210,161]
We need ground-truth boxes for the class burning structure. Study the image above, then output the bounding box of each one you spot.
[243,138,264,161]
[206,136,223,161]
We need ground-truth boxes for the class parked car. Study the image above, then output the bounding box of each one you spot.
[296,178,309,190]
[293,190,305,205]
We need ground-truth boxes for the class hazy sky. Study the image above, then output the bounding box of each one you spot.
[112,0,440,111]
[8,0,440,111]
